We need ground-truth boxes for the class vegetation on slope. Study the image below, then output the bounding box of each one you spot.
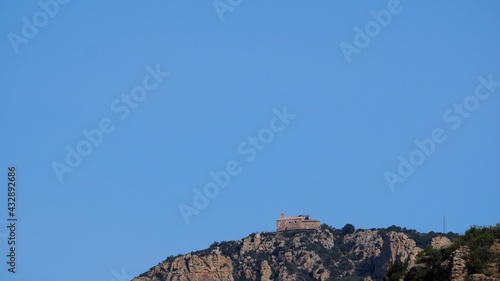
[387,223,500,281]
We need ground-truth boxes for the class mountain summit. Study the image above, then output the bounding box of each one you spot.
[132,223,472,281]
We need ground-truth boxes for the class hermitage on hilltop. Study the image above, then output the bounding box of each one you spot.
[276,212,320,232]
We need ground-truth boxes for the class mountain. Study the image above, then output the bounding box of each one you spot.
[132,224,464,281]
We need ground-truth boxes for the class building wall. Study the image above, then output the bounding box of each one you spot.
[276,217,320,231]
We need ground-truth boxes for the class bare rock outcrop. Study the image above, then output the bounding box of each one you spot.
[449,246,470,281]
[133,251,234,281]
[431,236,452,250]
[374,231,421,279]
[259,260,272,281]
[346,230,384,259]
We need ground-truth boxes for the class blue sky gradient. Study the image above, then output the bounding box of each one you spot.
[1,1,500,280]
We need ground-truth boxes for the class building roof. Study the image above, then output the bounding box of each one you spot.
[277,214,319,221]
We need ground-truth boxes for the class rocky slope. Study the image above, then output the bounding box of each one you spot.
[394,225,500,281]
[402,242,500,281]
[132,225,456,281]
[403,241,500,281]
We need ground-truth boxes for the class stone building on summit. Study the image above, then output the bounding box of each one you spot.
[276,212,320,231]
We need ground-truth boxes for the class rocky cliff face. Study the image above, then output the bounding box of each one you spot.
[402,228,500,281]
[132,226,441,281]
[133,251,234,281]
[374,231,422,278]
[404,241,500,281]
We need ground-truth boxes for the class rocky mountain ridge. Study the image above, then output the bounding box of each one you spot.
[132,224,461,281]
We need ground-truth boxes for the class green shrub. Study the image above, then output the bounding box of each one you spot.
[386,261,407,281]
[342,224,355,236]
[461,225,498,274]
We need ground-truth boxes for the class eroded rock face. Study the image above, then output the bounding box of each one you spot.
[132,251,234,281]
[260,260,272,281]
[448,242,500,281]
[450,246,470,281]
[345,230,384,259]
[373,231,422,279]
[431,236,452,250]
[240,234,275,256]
[404,240,500,281]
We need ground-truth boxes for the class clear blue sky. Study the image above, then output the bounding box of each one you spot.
[1,1,499,280]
